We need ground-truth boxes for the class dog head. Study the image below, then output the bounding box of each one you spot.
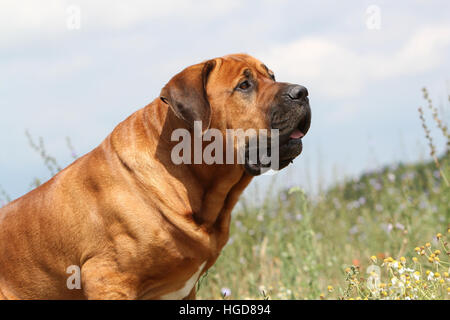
[160,53,311,175]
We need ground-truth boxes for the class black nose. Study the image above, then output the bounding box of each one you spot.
[287,85,308,100]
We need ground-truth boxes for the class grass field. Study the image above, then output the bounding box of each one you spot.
[196,154,449,300]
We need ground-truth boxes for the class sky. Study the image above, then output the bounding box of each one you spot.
[1,0,449,201]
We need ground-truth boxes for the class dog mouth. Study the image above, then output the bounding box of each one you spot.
[275,115,310,168]
[243,111,311,176]
[283,114,310,144]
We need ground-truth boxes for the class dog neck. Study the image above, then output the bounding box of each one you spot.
[110,99,252,243]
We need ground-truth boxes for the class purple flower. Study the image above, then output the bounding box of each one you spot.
[433,170,441,179]
[221,287,231,298]
[349,225,358,235]
[395,223,405,230]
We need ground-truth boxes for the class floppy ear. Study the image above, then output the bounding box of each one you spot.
[160,60,216,131]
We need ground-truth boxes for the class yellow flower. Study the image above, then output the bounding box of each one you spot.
[436,233,442,239]
[444,272,449,278]
[345,267,351,273]
[426,270,431,275]
[428,257,434,263]
[434,272,441,278]
[327,285,334,292]
[414,247,420,252]
[439,279,444,284]
[320,293,325,300]
[425,242,431,247]
[412,257,418,263]
[434,250,440,255]
[400,257,406,264]
[370,256,377,263]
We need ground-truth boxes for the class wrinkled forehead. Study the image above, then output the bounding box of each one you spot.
[212,54,273,84]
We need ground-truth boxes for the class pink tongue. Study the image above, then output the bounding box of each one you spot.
[290,129,304,139]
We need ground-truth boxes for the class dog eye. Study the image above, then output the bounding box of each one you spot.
[238,80,251,90]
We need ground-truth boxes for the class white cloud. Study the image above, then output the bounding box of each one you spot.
[260,24,450,99]
[0,0,240,48]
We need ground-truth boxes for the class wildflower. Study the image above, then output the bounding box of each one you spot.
[385,223,393,233]
[412,271,420,281]
[412,257,418,263]
[358,197,366,205]
[349,225,359,235]
[221,287,231,298]
[425,242,431,247]
[434,250,441,255]
[400,257,406,264]
[436,233,442,239]
[391,277,404,287]
[320,293,325,300]
[392,260,399,269]
[427,272,434,281]
[395,223,405,230]
[434,272,441,278]
[387,173,395,182]
[345,267,351,273]
[327,285,334,292]
[444,272,449,278]
[370,256,377,263]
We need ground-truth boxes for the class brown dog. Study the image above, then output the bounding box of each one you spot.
[0,54,310,299]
